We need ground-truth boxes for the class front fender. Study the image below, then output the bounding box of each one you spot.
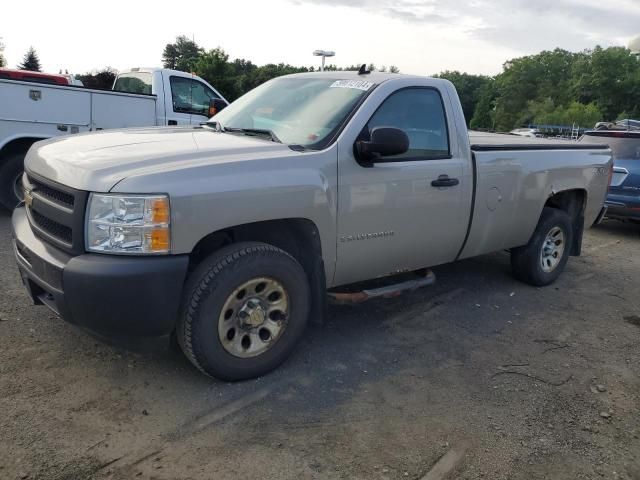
[112,146,339,281]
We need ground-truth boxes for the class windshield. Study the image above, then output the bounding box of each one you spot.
[113,72,153,94]
[211,77,375,147]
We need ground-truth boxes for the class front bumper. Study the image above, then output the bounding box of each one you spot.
[12,207,189,337]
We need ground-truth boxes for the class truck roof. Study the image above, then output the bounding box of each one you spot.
[283,71,425,84]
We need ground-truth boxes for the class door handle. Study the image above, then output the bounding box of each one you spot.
[431,175,459,188]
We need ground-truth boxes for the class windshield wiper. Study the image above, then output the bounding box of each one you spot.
[223,127,282,143]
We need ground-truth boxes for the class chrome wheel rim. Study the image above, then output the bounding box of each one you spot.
[218,277,289,358]
[540,226,565,273]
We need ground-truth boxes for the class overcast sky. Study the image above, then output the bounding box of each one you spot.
[1,0,639,77]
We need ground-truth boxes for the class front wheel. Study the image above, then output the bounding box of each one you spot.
[511,207,574,286]
[0,153,26,211]
[177,242,310,381]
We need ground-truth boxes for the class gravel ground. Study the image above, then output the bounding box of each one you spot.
[0,209,639,480]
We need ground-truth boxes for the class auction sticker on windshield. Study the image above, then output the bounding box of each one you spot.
[330,80,375,91]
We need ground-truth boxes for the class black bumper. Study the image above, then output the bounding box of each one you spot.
[12,207,189,337]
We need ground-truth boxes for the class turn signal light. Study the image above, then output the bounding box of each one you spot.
[149,228,170,252]
[150,197,170,224]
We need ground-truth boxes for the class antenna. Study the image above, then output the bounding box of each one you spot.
[358,64,371,75]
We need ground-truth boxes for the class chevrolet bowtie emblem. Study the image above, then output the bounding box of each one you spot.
[24,189,33,208]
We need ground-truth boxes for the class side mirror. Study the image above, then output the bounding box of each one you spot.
[208,98,228,117]
[356,127,409,162]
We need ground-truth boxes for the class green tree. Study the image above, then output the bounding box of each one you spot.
[244,63,308,92]
[525,98,602,128]
[194,47,309,101]
[18,46,41,72]
[571,46,640,120]
[162,36,203,72]
[435,71,492,126]
[490,49,582,130]
[478,46,640,130]
[77,67,117,90]
[0,38,6,68]
[194,48,236,100]
[469,80,498,130]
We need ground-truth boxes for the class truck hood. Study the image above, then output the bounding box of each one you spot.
[25,127,297,192]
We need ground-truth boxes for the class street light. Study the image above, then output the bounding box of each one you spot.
[313,50,335,72]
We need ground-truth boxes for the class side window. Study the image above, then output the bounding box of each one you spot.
[366,88,450,160]
[170,76,221,116]
[170,76,193,114]
[191,80,220,117]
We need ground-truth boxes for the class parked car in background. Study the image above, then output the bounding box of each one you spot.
[510,127,541,138]
[0,67,227,210]
[12,72,611,381]
[595,119,640,131]
[0,68,71,86]
[580,121,640,222]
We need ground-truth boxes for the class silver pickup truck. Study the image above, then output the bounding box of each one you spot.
[12,72,611,380]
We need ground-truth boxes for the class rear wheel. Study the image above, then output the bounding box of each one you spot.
[177,242,310,381]
[0,153,25,211]
[511,207,573,286]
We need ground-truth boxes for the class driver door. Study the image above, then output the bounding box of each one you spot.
[334,86,472,286]
[167,75,194,125]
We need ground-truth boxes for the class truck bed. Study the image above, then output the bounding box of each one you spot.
[0,78,158,133]
[469,131,609,151]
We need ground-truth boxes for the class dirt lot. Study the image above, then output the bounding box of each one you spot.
[0,209,639,480]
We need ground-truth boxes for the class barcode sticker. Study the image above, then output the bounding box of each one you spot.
[330,80,375,91]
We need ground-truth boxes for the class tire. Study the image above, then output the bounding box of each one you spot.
[0,152,26,211]
[177,242,310,381]
[511,207,574,287]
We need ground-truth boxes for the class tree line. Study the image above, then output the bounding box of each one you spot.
[437,47,640,131]
[161,36,399,102]
[3,35,639,130]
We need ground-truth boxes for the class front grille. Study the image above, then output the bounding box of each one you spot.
[31,210,73,244]
[24,171,88,255]
[29,177,75,208]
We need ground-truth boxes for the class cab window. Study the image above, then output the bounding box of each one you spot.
[191,80,220,116]
[366,88,450,160]
[113,72,153,94]
[170,76,221,116]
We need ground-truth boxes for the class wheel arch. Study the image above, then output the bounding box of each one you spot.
[542,188,587,256]
[0,135,48,159]
[188,218,327,324]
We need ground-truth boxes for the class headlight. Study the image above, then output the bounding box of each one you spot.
[86,193,170,254]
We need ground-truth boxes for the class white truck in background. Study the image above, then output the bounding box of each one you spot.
[0,67,228,209]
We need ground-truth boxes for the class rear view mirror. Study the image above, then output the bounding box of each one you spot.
[208,98,228,117]
[356,127,409,162]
